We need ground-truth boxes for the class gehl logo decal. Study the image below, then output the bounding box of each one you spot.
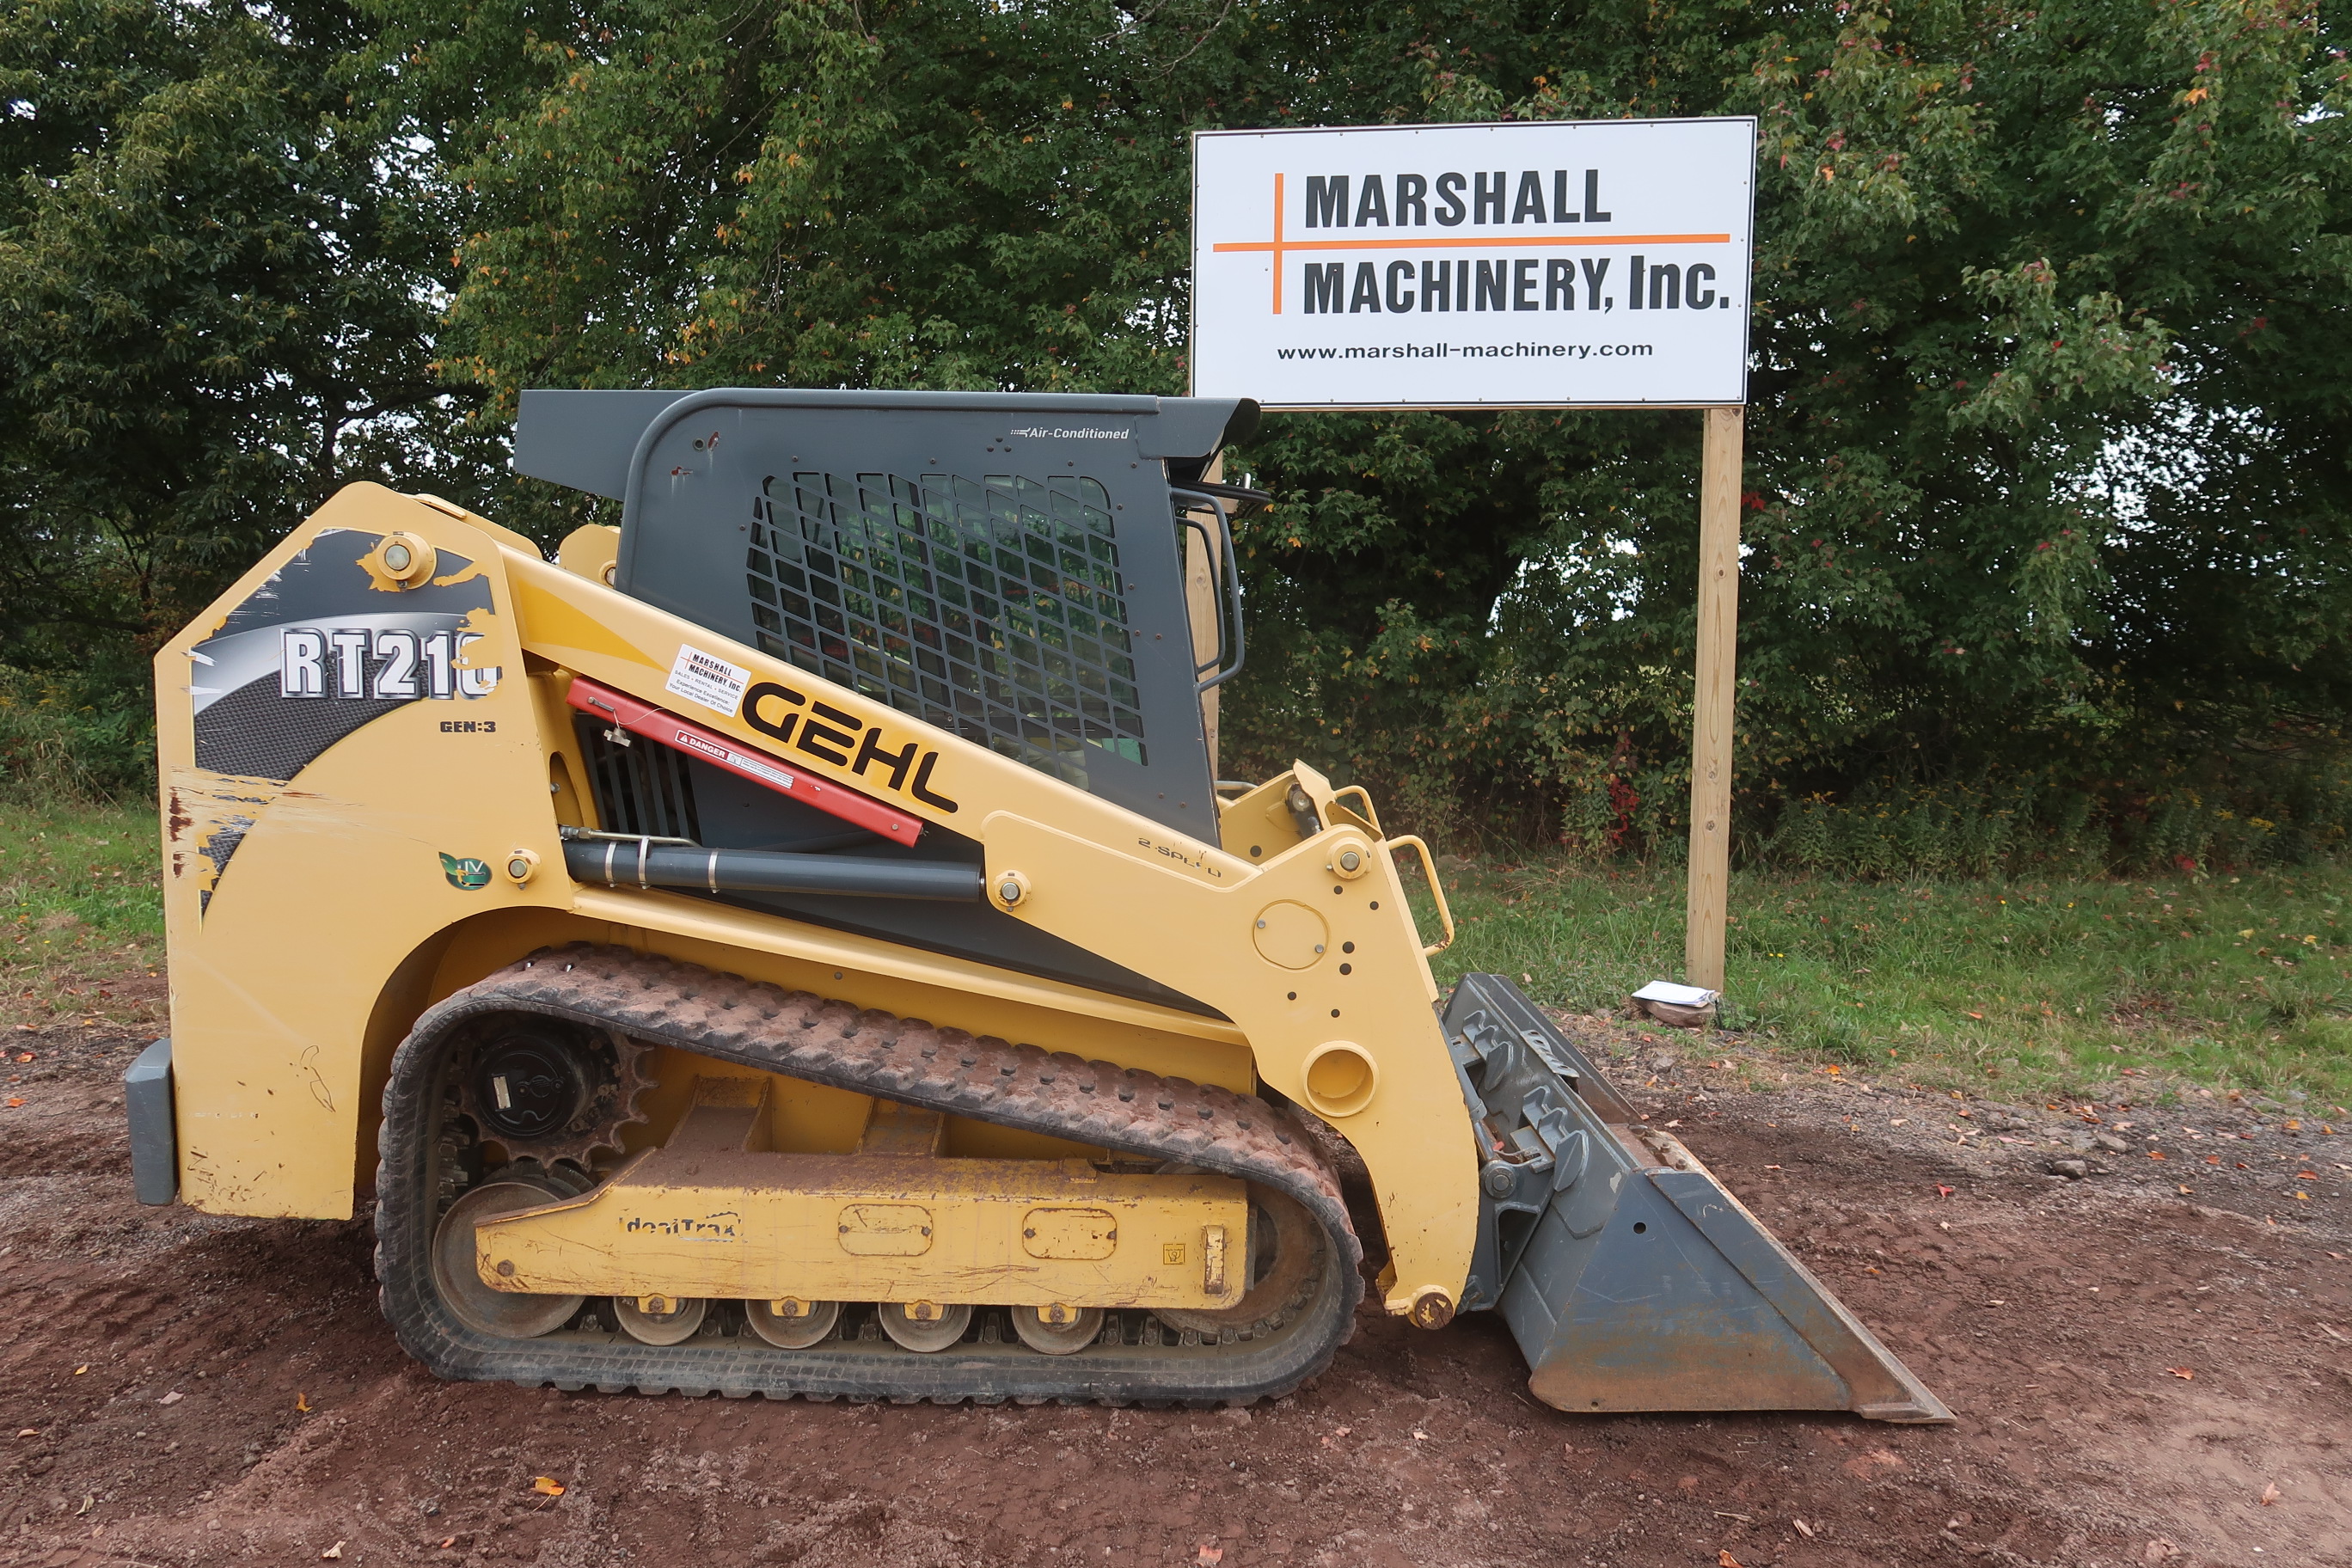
[279,626,500,701]
[741,681,959,812]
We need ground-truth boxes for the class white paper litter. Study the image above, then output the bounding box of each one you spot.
[1631,981,1719,1008]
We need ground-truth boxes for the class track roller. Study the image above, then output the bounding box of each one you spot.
[878,1302,973,1352]
[744,1298,842,1350]
[1010,1304,1106,1355]
[615,1295,708,1345]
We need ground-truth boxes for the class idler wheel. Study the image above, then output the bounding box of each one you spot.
[1155,1185,1320,1335]
[431,1179,584,1339]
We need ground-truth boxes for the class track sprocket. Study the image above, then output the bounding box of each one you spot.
[452,1020,652,1174]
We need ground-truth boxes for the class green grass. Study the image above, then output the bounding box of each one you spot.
[5,797,2349,1106]
[1412,856,2352,1108]
[0,800,166,1028]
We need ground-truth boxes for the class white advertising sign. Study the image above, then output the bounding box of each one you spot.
[1191,118,1755,408]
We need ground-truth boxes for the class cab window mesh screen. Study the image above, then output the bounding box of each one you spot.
[746,470,1146,787]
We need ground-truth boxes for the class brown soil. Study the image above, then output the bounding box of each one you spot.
[3,1004,2348,1568]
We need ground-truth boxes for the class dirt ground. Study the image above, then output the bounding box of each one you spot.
[3,998,2349,1568]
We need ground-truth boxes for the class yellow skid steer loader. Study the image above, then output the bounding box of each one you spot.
[130,389,1949,1417]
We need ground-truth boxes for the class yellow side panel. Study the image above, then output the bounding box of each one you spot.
[158,487,557,1217]
[155,487,1254,1219]
[478,1154,1246,1308]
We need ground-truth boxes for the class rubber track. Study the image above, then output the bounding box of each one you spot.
[374,943,1365,1406]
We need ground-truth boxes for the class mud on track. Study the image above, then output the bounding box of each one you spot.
[3,1011,2347,1568]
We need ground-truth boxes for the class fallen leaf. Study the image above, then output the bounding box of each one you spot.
[533,1477,566,1497]
[1196,1548,1223,1567]
[2166,1367,2194,1380]
[1763,1163,1782,1170]
[1412,1430,1430,1441]
[4,1098,22,1108]
[296,1393,311,1413]
[1793,1518,1816,1539]
[2261,1483,2281,1505]
[322,1543,344,1561]
[439,1539,456,1551]
[2298,1172,2318,1179]
[2147,1149,2167,1161]
[1936,1185,1954,1197]
[1965,1011,1983,1020]
[2206,1155,2222,1164]
[15,1428,34,1437]
[73,1364,86,1375]
[158,1391,182,1406]
[1719,1553,1745,1568]
[2177,1185,2193,1196]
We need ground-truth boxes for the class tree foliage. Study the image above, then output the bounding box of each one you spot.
[0,0,480,749]
[8,0,2351,865]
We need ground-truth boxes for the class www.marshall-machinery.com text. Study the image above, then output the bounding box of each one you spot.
[1275,341,1653,360]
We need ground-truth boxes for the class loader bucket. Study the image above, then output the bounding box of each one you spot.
[1443,975,1953,1423]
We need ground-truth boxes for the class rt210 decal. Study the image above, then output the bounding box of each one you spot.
[279,627,500,701]
[187,530,500,786]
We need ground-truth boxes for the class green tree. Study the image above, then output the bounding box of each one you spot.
[367,0,2352,861]
[0,0,482,789]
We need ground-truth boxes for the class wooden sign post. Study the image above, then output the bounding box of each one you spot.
[1684,406,1745,994]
